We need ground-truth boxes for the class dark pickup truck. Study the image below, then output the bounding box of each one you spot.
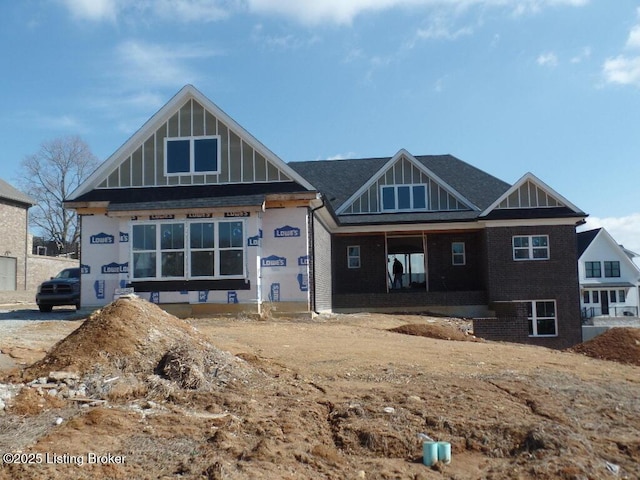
[35,267,81,312]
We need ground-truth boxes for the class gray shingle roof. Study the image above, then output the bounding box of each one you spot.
[288,154,510,216]
[0,178,35,207]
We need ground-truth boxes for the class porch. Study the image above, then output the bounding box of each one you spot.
[581,305,639,322]
[332,289,490,317]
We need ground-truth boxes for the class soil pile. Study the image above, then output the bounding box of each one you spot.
[21,296,257,389]
[388,322,479,342]
[571,327,640,366]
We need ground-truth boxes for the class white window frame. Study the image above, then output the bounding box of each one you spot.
[512,235,549,261]
[131,219,246,280]
[452,242,466,266]
[164,135,221,176]
[347,245,361,269]
[380,184,428,212]
[526,299,557,337]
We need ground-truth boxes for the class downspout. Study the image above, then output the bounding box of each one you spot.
[24,204,31,291]
[308,194,326,315]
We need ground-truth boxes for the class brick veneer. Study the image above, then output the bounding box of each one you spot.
[482,225,583,348]
[0,202,29,290]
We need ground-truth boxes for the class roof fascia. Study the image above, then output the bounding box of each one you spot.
[335,149,479,215]
[68,85,314,201]
[480,216,586,228]
[480,172,583,217]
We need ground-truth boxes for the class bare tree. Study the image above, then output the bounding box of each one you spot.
[18,136,99,255]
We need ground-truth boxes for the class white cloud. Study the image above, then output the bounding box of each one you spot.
[321,152,358,160]
[152,0,232,22]
[602,55,640,87]
[602,7,640,88]
[570,46,591,63]
[248,0,589,26]
[537,52,558,67]
[59,0,234,23]
[627,25,640,50]
[251,24,320,50]
[15,111,86,133]
[415,16,474,41]
[59,0,119,22]
[59,0,588,25]
[114,40,221,87]
[580,213,640,255]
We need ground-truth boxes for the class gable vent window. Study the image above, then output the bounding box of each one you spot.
[380,184,427,212]
[165,136,220,176]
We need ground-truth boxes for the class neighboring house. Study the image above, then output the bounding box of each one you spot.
[577,228,640,320]
[0,178,35,290]
[64,85,587,348]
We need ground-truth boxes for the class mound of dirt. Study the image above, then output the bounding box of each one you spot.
[21,296,256,389]
[570,327,640,366]
[389,322,479,342]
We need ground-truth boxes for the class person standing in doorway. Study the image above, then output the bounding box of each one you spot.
[392,257,403,289]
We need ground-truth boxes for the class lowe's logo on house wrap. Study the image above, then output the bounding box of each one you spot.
[80,264,91,275]
[274,225,300,238]
[90,232,115,244]
[248,229,262,247]
[120,231,129,242]
[101,262,128,274]
[298,255,309,266]
[261,255,287,267]
[94,280,105,300]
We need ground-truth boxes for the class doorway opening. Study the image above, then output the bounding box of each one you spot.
[387,235,426,290]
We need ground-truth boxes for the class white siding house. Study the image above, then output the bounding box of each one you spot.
[577,228,640,319]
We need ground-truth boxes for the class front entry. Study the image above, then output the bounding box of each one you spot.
[600,290,609,315]
[387,235,426,290]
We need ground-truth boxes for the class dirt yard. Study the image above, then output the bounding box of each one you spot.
[0,296,639,480]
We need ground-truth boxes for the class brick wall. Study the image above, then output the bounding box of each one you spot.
[483,225,583,348]
[333,290,487,311]
[0,202,29,290]
[333,234,387,294]
[426,231,485,291]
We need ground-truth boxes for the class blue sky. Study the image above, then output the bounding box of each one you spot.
[2,0,640,252]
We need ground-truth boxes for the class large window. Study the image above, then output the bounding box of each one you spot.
[380,184,428,212]
[585,261,601,278]
[604,261,620,278]
[132,220,245,279]
[132,224,157,278]
[513,235,549,260]
[526,300,557,337]
[165,136,220,175]
[160,223,185,277]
